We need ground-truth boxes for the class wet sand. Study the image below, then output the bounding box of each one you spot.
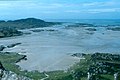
[1,25,120,72]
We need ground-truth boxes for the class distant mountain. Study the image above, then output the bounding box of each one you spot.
[0,18,61,29]
[10,18,45,23]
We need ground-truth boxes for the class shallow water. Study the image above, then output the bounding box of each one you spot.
[1,25,120,72]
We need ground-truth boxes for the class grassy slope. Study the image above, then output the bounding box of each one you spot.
[0,52,45,80]
[0,52,119,80]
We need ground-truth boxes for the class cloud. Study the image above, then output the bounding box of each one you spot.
[88,8,120,13]
[82,1,120,7]
[41,11,59,14]
[65,10,81,13]
[0,1,65,9]
[0,0,119,10]
[0,0,120,19]
[65,8,120,14]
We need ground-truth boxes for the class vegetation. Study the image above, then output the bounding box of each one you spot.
[0,52,120,80]
[46,53,120,80]
[46,71,72,80]
[0,27,23,38]
[0,18,61,30]
[71,53,120,80]
[0,18,61,38]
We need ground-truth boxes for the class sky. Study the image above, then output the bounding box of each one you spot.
[0,0,120,20]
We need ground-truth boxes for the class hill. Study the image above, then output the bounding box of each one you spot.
[0,18,61,29]
[0,18,61,38]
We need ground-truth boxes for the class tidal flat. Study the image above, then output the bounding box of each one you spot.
[1,23,120,72]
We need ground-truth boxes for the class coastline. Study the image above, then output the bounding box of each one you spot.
[0,18,120,79]
[1,23,120,72]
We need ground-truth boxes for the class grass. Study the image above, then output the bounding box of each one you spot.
[81,77,87,80]
[101,74,114,80]
[46,70,71,80]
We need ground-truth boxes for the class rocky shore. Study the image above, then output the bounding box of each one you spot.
[0,45,5,51]
[0,28,23,38]
[0,51,46,80]
[30,29,58,32]
[0,62,31,80]
[0,43,21,51]
[7,43,21,48]
[0,52,31,80]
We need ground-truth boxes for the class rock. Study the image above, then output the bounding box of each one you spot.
[86,28,97,31]
[0,28,23,38]
[46,29,57,31]
[7,43,21,48]
[31,29,57,32]
[0,62,31,80]
[0,62,5,70]
[0,45,5,51]
[71,53,85,58]
[15,55,27,63]
[86,32,94,35]
[31,29,45,32]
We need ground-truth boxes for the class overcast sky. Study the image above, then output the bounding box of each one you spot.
[0,0,120,20]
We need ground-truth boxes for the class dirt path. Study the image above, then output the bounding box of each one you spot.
[40,73,49,80]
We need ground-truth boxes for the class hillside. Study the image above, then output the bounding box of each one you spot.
[0,18,61,38]
[0,18,61,29]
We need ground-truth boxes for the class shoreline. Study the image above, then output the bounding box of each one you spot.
[0,18,120,79]
[1,24,120,72]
